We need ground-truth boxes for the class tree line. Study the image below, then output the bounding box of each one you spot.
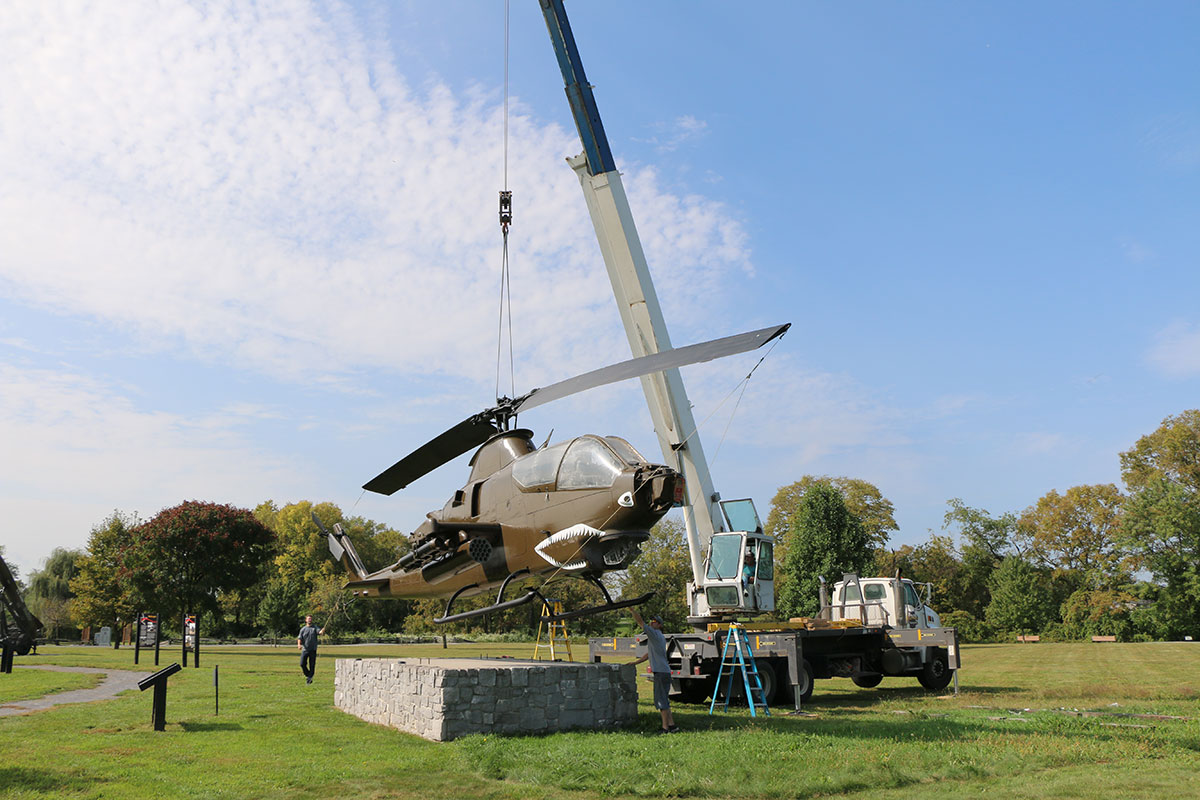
[21,410,1200,643]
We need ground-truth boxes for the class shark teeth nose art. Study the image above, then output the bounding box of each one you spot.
[534,524,602,570]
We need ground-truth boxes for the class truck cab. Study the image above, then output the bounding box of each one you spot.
[829,575,942,630]
[689,499,775,618]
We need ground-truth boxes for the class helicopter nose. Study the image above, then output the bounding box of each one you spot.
[642,466,684,512]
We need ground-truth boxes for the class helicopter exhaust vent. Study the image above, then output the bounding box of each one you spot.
[535,524,600,571]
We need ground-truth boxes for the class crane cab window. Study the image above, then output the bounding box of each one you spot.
[706,534,743,580]
[557,437,624,490]
[754,541,773,580]
[512,443,568,490]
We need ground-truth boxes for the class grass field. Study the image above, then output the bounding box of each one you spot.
[2,641,1198,799]
[0,668,100,704]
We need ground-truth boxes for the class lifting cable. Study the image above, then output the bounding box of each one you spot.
[684,330,787,466]
[495,0,516,406]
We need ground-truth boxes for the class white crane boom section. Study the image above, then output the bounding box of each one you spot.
[565,153,722,584]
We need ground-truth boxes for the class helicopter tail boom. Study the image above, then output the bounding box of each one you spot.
[312,513,371,580]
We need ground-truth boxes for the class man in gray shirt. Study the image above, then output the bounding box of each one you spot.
[297,614,325,684]
[630,609,679,733]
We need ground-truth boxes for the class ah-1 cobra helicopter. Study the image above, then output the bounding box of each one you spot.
[316,323,788,624]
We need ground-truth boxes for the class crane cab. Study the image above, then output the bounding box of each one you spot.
[688,499,775,619]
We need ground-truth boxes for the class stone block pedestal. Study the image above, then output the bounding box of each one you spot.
[334,657,638,741]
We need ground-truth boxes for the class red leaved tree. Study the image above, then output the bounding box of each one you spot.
[121,501,274,621]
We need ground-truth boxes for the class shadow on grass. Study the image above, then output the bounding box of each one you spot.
[0,767,97,794]
[670,683,1026,714]
[179,721,244,732]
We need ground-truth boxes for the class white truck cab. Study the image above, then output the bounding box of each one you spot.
[829,575,942,630]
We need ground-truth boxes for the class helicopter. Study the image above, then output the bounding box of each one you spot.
[318,322,789,624]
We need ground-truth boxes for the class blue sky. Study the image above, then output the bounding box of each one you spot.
[3,1,1198,580]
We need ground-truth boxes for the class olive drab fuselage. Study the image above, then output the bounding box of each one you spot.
[337,429,682,602]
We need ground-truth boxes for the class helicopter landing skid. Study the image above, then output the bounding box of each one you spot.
[433,570,654,625]
[540,576,654,623]
[434,569,546,625]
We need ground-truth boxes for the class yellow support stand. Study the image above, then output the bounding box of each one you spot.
[532,600,573,661]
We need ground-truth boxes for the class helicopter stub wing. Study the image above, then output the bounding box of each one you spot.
[514,323,790,414]
[363,417,500,496]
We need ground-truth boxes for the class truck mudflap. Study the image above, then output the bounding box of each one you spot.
[886,627,960,669]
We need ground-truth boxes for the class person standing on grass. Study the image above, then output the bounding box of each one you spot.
[629,608,679,733]
[297,614,325,684]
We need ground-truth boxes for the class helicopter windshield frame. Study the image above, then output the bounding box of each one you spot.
[511,436,626,492]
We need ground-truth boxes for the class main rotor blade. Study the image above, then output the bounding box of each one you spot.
[516,323,789,414]
[363,417,500,496]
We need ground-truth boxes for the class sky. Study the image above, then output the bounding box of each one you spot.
[3,1,1199,581]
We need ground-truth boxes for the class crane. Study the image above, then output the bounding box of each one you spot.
[538,0,779,622]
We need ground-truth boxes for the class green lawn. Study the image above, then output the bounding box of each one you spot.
[0,668,100,703]
[2,641,1198,799]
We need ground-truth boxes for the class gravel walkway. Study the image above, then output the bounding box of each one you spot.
[0,664,151,717]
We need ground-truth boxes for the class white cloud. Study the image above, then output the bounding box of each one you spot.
[635,115,710,153]
[1148,321,1200,378]
[0,0,752,386]
[0,360,311,574]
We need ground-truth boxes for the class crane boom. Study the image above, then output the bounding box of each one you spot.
[538,0,724,589]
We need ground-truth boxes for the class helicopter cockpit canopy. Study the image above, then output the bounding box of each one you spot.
[512,435,647,491]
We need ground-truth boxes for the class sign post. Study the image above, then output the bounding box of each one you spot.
[182,613,198,668]
[135,613,160,666]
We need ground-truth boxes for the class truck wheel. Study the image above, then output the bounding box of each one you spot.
[794,659,814,704]
[917,648,953,692]
[851,673,883,689]
[714,662,776,705]
[674,676,714,704]
[755,660,777,705]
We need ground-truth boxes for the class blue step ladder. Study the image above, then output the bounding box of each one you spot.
[709,622,770,717]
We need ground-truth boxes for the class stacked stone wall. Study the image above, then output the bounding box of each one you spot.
[334,657,638,741]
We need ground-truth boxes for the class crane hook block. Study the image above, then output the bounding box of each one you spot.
[499,190,513,230]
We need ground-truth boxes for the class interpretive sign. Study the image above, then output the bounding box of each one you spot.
[134,612,161,666]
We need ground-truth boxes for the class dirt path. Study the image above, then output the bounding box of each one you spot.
[0,664,151,717]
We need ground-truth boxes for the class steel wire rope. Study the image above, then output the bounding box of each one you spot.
[494,0,516,406]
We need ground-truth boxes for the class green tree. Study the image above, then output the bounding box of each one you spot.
[767,476,897,551]
[1120,410,1200,493]
[777,483,871,618]
[122,501,274,621]
[1118,478,1200,639]
[619,518,693,632]
[1059,587,1137,641]
[941,499,1023,618]
[26,547,86,639]
[984,557,1055,635]
[70,511,140,646]
[875,533,987,618]
[1118,412,1200,640]
[1018,484,1126,589]
[254,500,411,636]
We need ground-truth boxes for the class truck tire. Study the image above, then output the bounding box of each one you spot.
[851,673,883,689]
[674,676,715,705]
[755,660,777,705]
[918,648,953,692]
[794,658,814,704]
[715,661,777,705]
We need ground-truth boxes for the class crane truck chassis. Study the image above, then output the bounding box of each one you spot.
[590,616,959,709]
